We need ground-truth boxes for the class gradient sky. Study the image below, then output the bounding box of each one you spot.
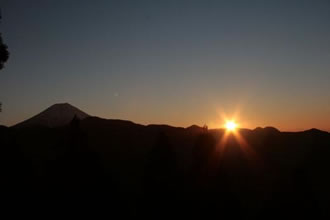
[1,0,330,131]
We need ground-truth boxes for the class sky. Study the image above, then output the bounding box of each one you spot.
[1,0,330,131]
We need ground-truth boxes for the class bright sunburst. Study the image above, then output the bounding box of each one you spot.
[225,121,238,131]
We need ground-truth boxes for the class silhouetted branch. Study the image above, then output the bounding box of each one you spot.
[0,10,9,70]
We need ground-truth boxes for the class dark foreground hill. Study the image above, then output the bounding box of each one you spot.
[1,105,330,218]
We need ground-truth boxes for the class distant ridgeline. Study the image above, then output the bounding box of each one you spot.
[1,103,330,218]
[13,103,90,128]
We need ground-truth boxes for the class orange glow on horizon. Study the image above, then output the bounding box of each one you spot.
[214,117,261,167]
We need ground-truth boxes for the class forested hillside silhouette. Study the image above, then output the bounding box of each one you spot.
[1,109,330,218]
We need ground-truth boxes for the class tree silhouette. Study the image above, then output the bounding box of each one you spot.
[0,34,9,70]
[0,12,9,113]
[0,13,9,70]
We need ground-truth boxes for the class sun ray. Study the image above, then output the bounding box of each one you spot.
[215,118,261,167]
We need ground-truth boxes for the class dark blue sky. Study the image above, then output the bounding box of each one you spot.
[1,0,330,130]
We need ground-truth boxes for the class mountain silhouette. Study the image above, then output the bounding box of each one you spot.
[13,103,90,128]
[2,103,330,218]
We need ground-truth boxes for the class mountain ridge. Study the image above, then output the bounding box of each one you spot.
[13,103,90,128]
[10,103,329,133]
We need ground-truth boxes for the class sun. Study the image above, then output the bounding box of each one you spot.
[225,121,238,132]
